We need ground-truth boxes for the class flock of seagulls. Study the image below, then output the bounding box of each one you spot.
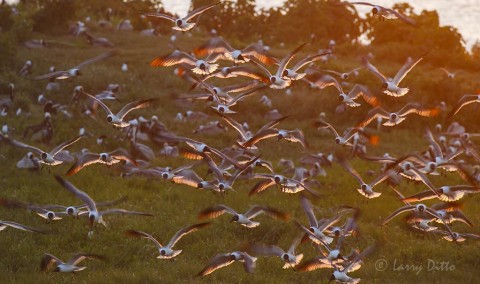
[1,1,479,282]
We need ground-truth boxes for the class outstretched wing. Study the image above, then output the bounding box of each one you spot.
[125,230,163,248]
[167,222,210,248]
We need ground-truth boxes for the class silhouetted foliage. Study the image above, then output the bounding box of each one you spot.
[31,0,77,34]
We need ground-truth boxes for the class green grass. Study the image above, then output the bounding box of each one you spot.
[1,29,480,284]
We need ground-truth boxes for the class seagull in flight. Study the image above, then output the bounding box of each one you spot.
[33,51,114,80]
[362,55,424,97]
[125,222,210,259]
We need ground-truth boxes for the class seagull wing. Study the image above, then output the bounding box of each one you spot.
[362,57,387,83]
[41,253,63,271]
[380,205,416,225]
[198,204,237,219]
[197,254,236,277]
[117,98,158,120]
[184,2,220,21]
[393,55,423,85]
[125,230,163,248]
[54,175,97,212]
[292,52,332,71]
[150,50,197,67]
[356,107,389,128]
[167,222,210,248]
[75,51,115,69]
[276,43,307,77]
[50,135,83,156]
[142,12,175,21]
[66,153,101,176]
[300,195,318,228]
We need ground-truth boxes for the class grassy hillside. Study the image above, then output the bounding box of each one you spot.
[1,29,480,284]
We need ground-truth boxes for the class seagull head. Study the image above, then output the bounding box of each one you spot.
[100,153,108,162]
[416,204,426,212]
[270,76,277,84]
[282,253,290,261]
[274,175,283,184]
[372,7,379,15]
[390,113,398,121]
[27,152,34,159]
[41,152,48,160]
[70,68,81,76]
[176,19,183,27]
[338,94,347,102]
[230,215,239,222]
[160,249,166,256]
[107,114,114,123]
[66,206,76,216]
[361,184,369,192]
[341,73,348,80]
[47,211,55,220]
[381,82,388,89]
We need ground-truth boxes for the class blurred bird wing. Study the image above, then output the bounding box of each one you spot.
[41,253,63,271]
[55,176,97,212]
[198,204,237,219]
[67,254,103,266]
[66,153,101,176]
[151,50,197,67]
[362,58,387,83]
[276,43,307,77]
[448,94,479,119]
[75,51,115,69]
[357,107,389,128]
[9,139,43,155]
[251,243,284,257]
[197,254,235,276]
[142,12,175,21]
[393,55,423,85]
[184,2,220,21]
[380,205,416,225]
[33,71,68,80]
[51,135,83,156]
[249,178,276,196]
[0,221,44,233]
[167,222,210,248]
[125,230,163,248]
[118,98,158,119]
[300,195,318,228]
[293,52,332,71]
[340,160,365,185]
